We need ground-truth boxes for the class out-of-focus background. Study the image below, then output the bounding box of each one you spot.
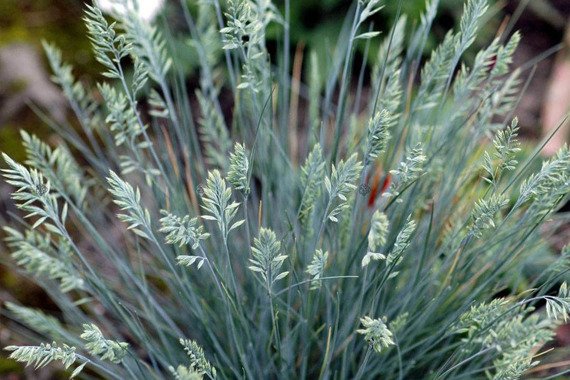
[0,0,569,377]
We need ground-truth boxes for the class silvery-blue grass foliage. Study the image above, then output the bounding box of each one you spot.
[2,0,570,378]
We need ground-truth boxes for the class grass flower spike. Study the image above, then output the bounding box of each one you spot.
[357,316,395,354]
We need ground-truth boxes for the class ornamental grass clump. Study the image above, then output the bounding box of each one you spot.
[1,0,570,378]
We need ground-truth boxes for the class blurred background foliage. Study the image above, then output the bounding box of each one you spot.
[0,0,93,163]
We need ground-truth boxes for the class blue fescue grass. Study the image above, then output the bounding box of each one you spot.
[1,0,569,379]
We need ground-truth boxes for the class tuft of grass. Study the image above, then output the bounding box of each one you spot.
[1,0,569,379]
